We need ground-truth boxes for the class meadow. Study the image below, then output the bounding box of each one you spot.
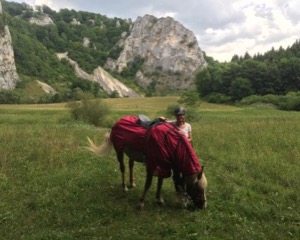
[0,96,299,240]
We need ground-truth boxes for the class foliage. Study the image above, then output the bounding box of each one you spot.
[166,103,181,117]
[120,56,145,78]
[0,13,5,31]
[195,40,300,103]
[278,92,300,111]
[203,93,232,104]
[0,89,20,103]
[178,90,201,107]
[240,91,300,111]
[166,102,201,122]
[67,99,110,127]
[176,90,202,121]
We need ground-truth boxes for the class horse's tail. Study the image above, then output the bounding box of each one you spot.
[86,130,112,156]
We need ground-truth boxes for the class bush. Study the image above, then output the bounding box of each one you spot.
[277,92,300,111]
[67,99,110,127]
[240,92,300,111]
[166,104,180,118]
[178,90,201,107]
[0,90,20,104]
[204,93,232,104]
[166,104,201,122]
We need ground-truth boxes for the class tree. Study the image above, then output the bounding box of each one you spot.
[195,68,213,97]
[241,60,270,95]
[278,57,300,92]
[178,90,201,107]
[230,77,253,101]
[221,62,242,95]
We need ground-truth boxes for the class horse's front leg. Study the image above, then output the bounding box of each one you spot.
[156,177,164,205]
[138,172,153,210]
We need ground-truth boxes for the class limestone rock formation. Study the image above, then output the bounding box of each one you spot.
[106,14,207,90]
[29,15,54,26]
[57,53,140,98]
[0,2,20,90]
[37,80,57,95]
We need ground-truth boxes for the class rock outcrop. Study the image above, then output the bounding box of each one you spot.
[29,15,54,26]
[106,14,207,90]
[0,1,20,90]
[37,80,57,95]
[57,53,140,98]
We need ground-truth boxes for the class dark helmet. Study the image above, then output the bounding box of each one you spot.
[174,107,186,115]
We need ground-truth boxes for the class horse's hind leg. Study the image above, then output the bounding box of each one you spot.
[156,177,164,205]
[116,151,128,192]
[129,158,136,188]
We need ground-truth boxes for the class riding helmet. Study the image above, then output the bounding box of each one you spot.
[174,107,186,115]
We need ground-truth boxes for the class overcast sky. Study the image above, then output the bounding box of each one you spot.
[11,0,300,62]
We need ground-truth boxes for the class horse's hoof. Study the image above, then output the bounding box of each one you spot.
[123,186,128,193]
[157,199,165,206]
[129,183,136,188]
[137,202,144,210]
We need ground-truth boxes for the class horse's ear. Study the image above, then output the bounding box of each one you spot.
[197,167,204,180]
[197,171,203,180]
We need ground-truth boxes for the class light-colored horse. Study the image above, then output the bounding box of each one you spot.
[87,130,145,192]
[88,116,148,192]
[87,116,207,209]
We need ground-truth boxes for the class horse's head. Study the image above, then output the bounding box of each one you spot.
[185,171,207,209]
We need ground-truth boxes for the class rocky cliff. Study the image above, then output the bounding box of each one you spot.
[106,14,207,91]
[57,52,140,98]
[0,2,20,90]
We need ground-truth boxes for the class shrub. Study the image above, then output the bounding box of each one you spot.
[166,104,180,117]
[166,104,201,122]
[277,92,300,111]
[204,93,232,104]
[0,90,20,104]
[67,99,110,127]
[178,90,201,107]
[240,92,300,111]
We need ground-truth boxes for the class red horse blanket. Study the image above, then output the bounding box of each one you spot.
[145,122,202,178]
[110,116,147,153]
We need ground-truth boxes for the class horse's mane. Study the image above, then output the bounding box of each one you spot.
[200,172,208,189]
[86,131,112,156]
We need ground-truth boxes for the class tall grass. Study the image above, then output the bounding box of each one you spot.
[0,98,299,239]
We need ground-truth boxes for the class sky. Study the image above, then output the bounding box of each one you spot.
[11,0,300,62]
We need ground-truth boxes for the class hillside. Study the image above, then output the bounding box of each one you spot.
[0,0,207,103]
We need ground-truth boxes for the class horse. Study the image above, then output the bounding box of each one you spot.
[87,115,207,209]
[87,115,149,192]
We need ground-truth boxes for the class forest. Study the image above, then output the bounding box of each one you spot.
[195,42,300,110]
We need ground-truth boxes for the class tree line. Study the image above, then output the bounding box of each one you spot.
[196,40,300,107]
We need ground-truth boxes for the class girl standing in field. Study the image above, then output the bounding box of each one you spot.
[172,107,192,144]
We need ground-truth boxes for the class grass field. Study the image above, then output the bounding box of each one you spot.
[0,97,299,240]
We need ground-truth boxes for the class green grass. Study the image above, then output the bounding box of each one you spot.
[0,97,299,239]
